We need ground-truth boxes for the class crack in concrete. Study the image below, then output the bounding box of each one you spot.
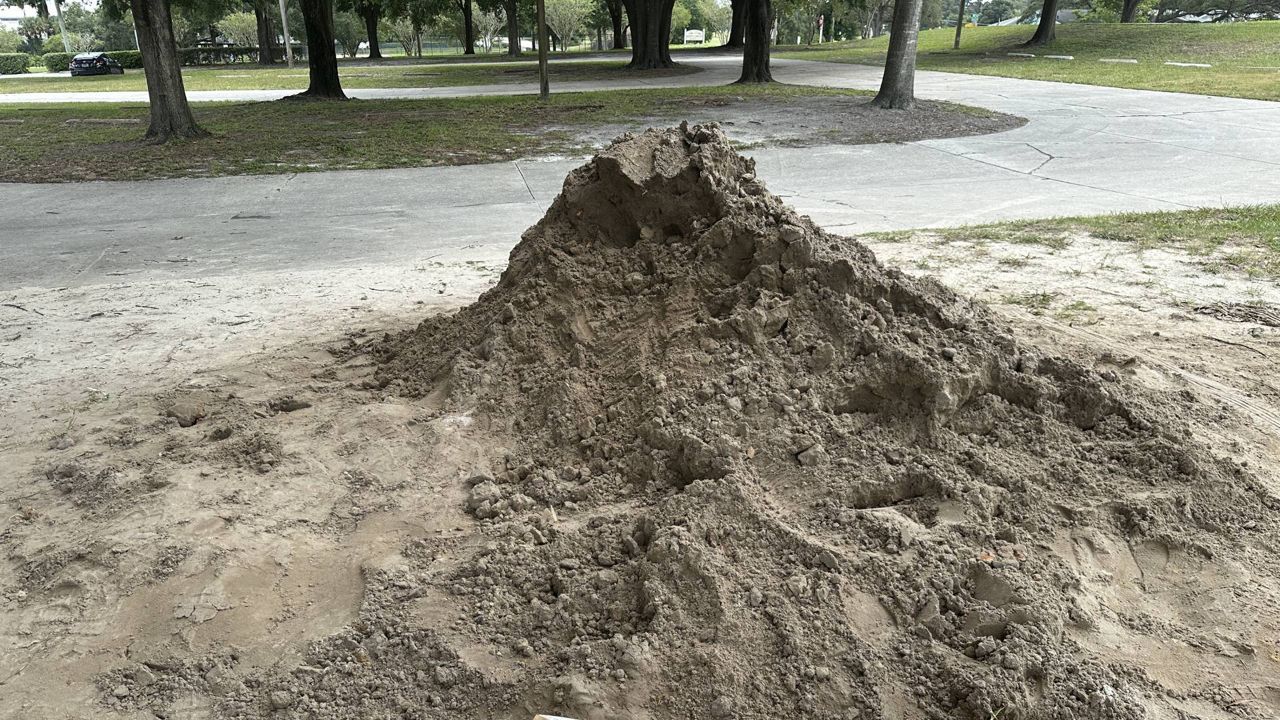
[512,161,537,202]
[777,188,896,224]
[1112,107,1259,119]
[1095,128,1280,169]
[1024,143,1057,174]
[918,142,1197,209]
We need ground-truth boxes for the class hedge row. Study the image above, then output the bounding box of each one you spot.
[43,50,144,72]
[0,53,31,75]
[107,50,143,68]
[42,52,72,72]
[173,45,306,65]
[42,46,305,72]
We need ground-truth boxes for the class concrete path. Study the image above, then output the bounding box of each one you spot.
[3,55,1280,291]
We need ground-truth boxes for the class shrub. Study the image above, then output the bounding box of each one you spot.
[176,45,259,65]
[43,51,73,72]
[106,50,143,68]
[219,12,260,46]
[0,27,22,53]
[0,53,30,74]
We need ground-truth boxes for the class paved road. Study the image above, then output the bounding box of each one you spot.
[3,55,1280,291]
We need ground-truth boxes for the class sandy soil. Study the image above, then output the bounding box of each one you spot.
[569,94,1026,152]
[2,166,1278,717]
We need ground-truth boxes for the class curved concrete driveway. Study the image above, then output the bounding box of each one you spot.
[3,55,1280,290]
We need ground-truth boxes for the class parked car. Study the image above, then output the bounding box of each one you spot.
[70,52,125,77]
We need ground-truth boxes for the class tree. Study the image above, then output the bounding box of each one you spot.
[503,0,520,54]
[978,0,1015,23]
[736,0,769,82]
[666,0,688,42]
[386,0,440,55]
[219,10,258,43]
[722,0,742,47]
[692,0,729,38]
[5,0,50,21]
[871,0,924,108]
[339,0,386,57]
[455,0,475,53]
[473,6,502,49]
[602,0,624,48]
[621,0,674,68]
[294,0,346,97]
[384,16,415,52]
[0,27,21,52]
[546,0,589,48]
[333,9,365,54]
[18,16,55,52]
[253,0,277,64]
[45,30,98,50]
[952,0,965,48]
[1024,0,1057,44]
[128,0,207,141]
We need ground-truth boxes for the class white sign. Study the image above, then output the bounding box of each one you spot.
[683,29,706,44]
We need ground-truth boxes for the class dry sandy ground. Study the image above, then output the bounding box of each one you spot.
[1,222,1278,718]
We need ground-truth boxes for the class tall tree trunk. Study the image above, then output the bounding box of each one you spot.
[295,0,346,99]
[462,0,475,54]
[254,0,276,65]
[952,0,965,49]
[1121,0,1140,22]
[736,0,770,82]
[1024,0,1057,45]
[362,6,382,58]
[606,0,625,48]
[622,0,674,69]
[505,0,520,55]
[871,0,923,109]
[130,0,206,142]
[723,0,745,47]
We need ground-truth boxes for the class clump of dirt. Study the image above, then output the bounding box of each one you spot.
[212,125,1278,720]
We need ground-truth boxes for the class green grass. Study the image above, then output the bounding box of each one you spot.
[0,85,870,182]
[777,22,1280,101]
[0,58,693,93]
[930,205,1280,278]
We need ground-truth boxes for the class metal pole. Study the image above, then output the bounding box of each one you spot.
[52,0,71,52]
[535,0,548,100]
[279,0,294,67]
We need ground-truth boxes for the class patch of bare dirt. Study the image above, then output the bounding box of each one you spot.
[569,94,1026,152]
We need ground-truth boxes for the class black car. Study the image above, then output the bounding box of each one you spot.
[70,52,125,77]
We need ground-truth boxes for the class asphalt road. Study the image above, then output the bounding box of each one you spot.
[3,56,1280,291]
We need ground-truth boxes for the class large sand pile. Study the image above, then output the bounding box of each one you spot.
[14,126,1275,720]
[219,126,1279,719]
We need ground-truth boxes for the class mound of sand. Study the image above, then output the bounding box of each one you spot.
[225,125,1280,719]
[47,125,1272,720]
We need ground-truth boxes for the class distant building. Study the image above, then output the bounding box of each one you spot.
[1,5,38,30]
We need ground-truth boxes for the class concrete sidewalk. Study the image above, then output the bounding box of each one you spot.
[3,56,1280,291]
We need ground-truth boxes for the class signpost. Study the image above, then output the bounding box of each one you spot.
[279,0,294,68]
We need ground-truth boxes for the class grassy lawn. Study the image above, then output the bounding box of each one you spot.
[0,58,693,94]
[777,22,1280,101]
[907,205,1280,278]
[0,85,883,182]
